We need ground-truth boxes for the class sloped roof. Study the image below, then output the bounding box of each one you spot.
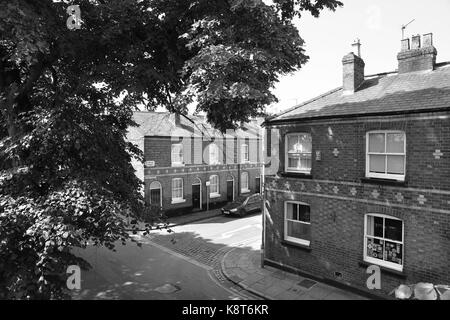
[268,62,450,123]
[131,112,261,138]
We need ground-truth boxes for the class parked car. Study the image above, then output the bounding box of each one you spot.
[221,193,262,217]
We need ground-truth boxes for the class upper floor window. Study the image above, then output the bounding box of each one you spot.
[364,214,404,272]
[241,171,249,193]
[171,178,184,203]
[171,143,184,166]
[285,133,312,174]
[366,131,405,181]
[241,143,249,163]
[284,201,311,246]
[209,143,220,165]
[209,175,220,197]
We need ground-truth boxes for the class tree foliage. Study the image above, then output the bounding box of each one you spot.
[0,0,342,299]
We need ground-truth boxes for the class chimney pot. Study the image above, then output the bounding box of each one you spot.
[423,33,433,47]
[411,34,421,49]
[401,38,410,52]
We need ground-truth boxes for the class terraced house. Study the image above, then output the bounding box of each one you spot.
[263,33,450,297]
[128,112,263,216]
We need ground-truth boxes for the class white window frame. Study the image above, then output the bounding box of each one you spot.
[171,143,184,167]
[363,213,404,272]
[209,175,220,198]
[241,171,250,193]
[171,178,185,204]
[149,181,162,208]
[209,143,220,165]
[285,133,312,174]
[241,143,249,163]
[284,201,311,246]
[366,131,406,181]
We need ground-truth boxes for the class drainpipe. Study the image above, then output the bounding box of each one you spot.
[260,126,266,268]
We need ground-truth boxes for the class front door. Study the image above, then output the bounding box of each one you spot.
[192,184,201,209]
[227,180,234,202]
[150,189,161,207]
[255,177,261,194]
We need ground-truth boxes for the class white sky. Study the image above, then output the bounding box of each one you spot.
[270,0,450,114]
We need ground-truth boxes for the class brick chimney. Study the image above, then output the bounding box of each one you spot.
[397,33,437,73]
[342,39,365,95]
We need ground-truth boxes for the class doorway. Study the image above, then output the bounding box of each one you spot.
[192,178,202,210]
[227,178,234,202]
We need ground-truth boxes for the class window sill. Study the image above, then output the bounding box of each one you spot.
[280,172,313,179]
[361,177,407,187]
[171,163,185,167]
[281,240,312,252]
[241,189,251,194]
[358,261,407,279]
[171,199,186,204]
[209,193,221,199]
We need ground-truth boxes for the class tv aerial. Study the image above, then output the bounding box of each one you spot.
[401,19,415,39]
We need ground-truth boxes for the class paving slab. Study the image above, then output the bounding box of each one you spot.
[221,243,369,300]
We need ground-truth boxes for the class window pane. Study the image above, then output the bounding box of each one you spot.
[367,216,384,238]
[287,221,311,242]
[299,204,310,223]
[288,156,299,168]
[387,156,405,175]
[287,136,298,153]
[369,155,386,173]
[369,133,385,153]
[299,154,312,170]
[385,219,402,242]
[286,203,298,220]
[385,241,402,265]
[299,134,312,153]
[386,133,405,153]
[366,237,384,260]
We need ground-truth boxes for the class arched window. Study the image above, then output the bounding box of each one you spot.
[364,214,404,271]
[149,181,162,207]
[241,171,249,193]
[209,175,219,197]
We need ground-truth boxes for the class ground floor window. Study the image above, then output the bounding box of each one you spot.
[284,201,311,246]
[209,175,220,197]
[241,171,249,193]
[364,214,404,271]
[171,178,184,203]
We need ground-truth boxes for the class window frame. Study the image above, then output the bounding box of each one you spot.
[241,143,249,163]
[171,143,184,167]
[209,175,220,198]
[209,143,220,165]
[285,133,312,174]
[284,201,311,246]
[171,178,184,203]
[363,213,404,272]
[366,130,406,181]
[241,171,250,193]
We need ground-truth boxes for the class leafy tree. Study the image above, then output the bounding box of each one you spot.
[0,0,342,299]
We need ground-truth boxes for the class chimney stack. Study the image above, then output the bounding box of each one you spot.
[342,40,365,95]
[397,33,437,73]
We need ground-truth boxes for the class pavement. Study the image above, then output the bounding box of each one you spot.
[165,208,223,227]
[221,245,369,300]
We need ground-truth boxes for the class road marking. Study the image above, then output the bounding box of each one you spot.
[220,224,260,239]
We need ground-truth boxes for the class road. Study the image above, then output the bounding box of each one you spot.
[72,212,262,300]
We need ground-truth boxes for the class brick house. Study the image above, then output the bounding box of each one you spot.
[262,33,450,297]
[128,112,263,216]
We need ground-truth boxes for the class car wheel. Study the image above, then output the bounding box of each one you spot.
[239,209,246,217]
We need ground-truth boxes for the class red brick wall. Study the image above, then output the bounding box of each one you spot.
[265,111,450,297]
